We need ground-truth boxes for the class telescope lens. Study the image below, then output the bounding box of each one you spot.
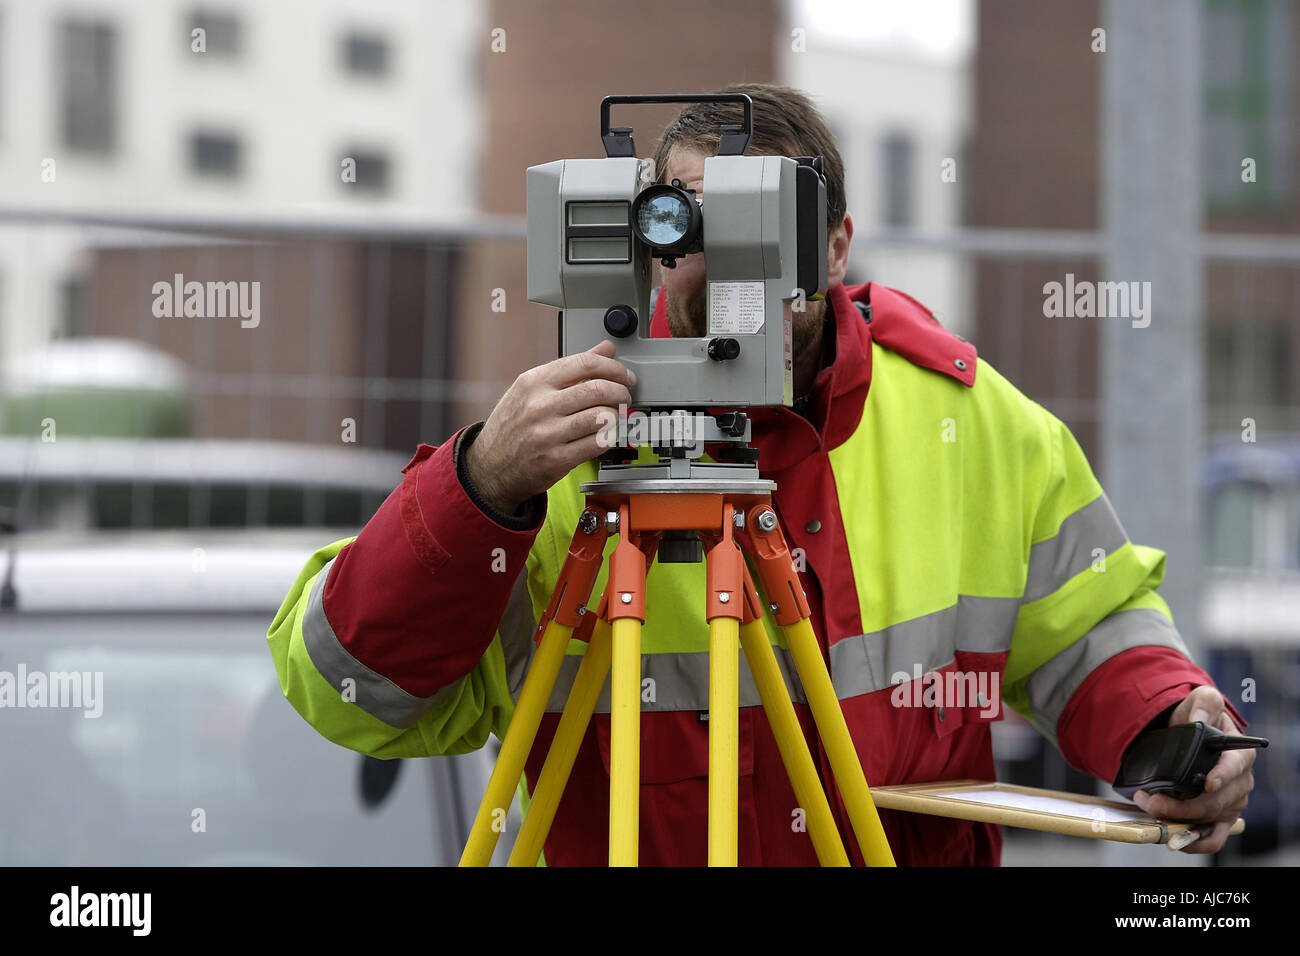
[636,192,692,246]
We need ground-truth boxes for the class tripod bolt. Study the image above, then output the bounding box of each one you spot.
[620,592,633,605]
[578,511,600,534]
[718,592,730,603]
[606,511,620,534]
[769,603,779,613]
[733,511,745,529]
[756,510,778,532]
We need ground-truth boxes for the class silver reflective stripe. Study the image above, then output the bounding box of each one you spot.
[1025,606,1189,747]
[544,642,808,714]
[301,556,459,729]
[536,596,1019,713]
[828,595,1020,699]
[500,569,539,701]
[1023,493,1130,604]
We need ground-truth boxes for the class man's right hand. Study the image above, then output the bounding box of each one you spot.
[463,340,636,516]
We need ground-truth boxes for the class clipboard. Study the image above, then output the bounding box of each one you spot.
[870,780,1247,845]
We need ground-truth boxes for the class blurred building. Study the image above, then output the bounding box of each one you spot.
[0,0,483,444]
[970,0,1300,460]
[1,0,786,448]
[782,0,973,339]
[2,0,981,451]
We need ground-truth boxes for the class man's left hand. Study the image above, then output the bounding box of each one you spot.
[1132,686,1255,854]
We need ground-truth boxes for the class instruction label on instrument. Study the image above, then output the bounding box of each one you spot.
[708,281,765,334]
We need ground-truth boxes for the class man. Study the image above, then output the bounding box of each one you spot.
[268,83,1253,865]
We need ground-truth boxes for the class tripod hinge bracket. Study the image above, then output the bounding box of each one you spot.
[744,504,811,625]
[536,515,609,642]
[607,505,648,622]
[702,506,745,621]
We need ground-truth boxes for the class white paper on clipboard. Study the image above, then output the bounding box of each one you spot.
[942,788,1148,823]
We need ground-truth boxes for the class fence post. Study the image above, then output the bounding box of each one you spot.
[1100,0,1205,867]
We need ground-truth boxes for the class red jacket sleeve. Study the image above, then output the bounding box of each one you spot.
[320,425,546,698]
[1056,644,1249,782]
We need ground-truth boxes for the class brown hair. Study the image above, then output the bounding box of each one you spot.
[652,82,846,228]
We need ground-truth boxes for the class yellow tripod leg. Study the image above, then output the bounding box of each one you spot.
[508,617,613,866]
[739,620,850,866]
[708,617,740,866]
[782,617,896,867]
[459,618,573,867]
[608,617,642,866]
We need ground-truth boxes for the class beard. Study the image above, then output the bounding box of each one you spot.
[667,283,827,360]
[665,283,708,339]
[791,299,829,358]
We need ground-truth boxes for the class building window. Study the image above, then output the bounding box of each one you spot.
[1207,318,1292,408]
[342,31,389,77]
[187,8,242,57]
[189,131,242,177]
[58,276,87,339]
[881,132,914,228]
[340,149,391,194]
[1203,0,1295,211]
[59,20,117,154]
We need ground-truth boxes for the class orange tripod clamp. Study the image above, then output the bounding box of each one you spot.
[534,509,608,646]
[607,503,648,622]
[744,502,811,626]
[701,504,745,621]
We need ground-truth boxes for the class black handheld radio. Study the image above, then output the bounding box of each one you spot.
[1113,720,1268,802]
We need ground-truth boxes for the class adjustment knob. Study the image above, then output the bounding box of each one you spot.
[603,305,638,338]
[708,337,741,361]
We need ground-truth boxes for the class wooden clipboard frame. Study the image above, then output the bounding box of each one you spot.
[871,780,1247,845]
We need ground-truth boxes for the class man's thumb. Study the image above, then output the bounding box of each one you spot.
[1177,685,1224,726]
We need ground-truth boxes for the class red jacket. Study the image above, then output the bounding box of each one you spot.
[320,281,1244,865]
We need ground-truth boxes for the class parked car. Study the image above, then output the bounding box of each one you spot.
[0,529,507,865]
[0,436,404,532]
